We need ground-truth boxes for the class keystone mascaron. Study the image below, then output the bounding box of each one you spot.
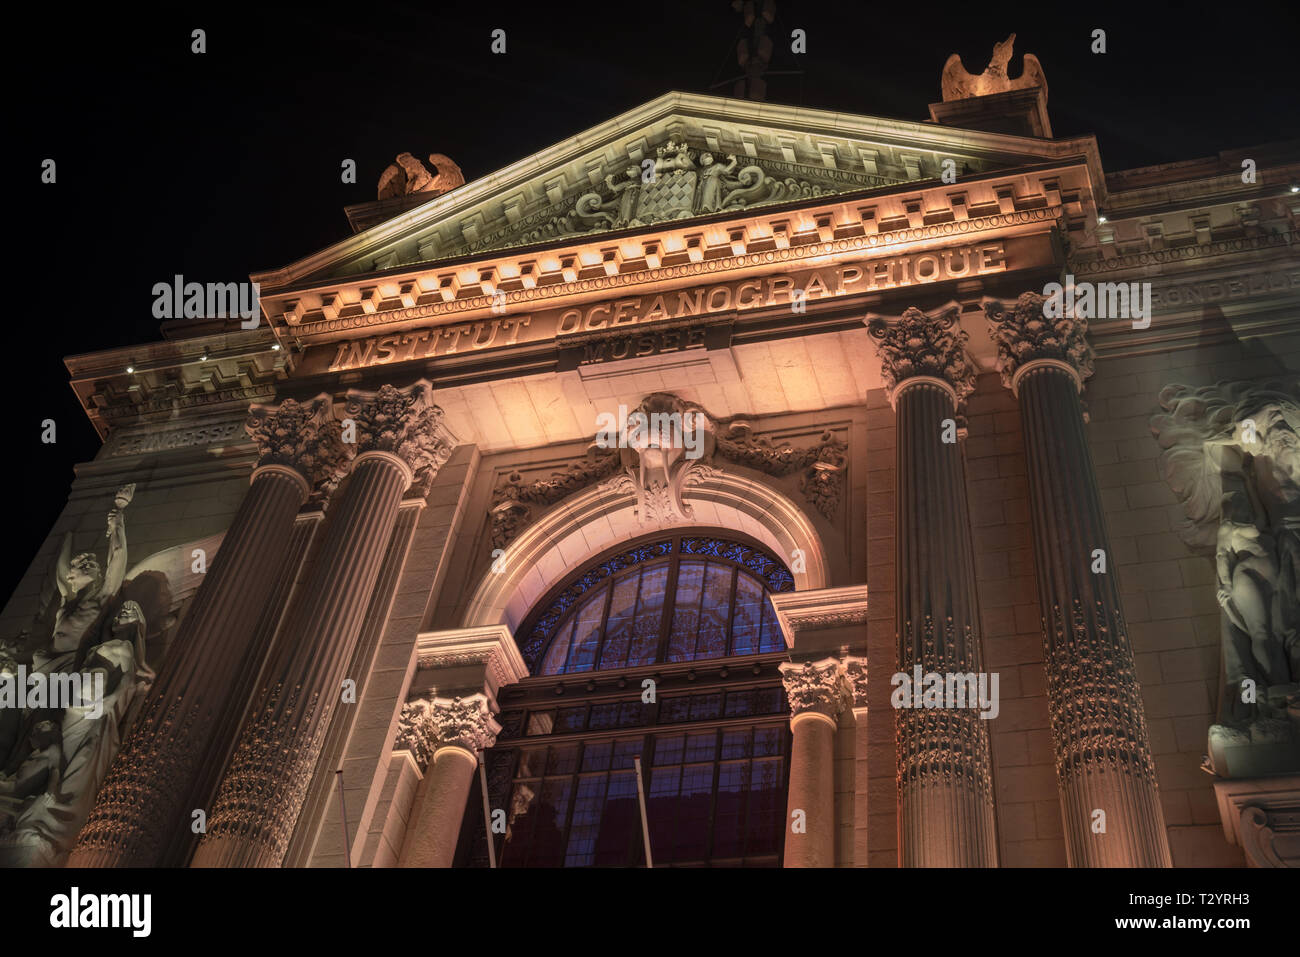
[324,240,1010,372]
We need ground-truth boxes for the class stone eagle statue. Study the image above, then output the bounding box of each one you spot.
[377,152,466,201]
[941,33,1048,102]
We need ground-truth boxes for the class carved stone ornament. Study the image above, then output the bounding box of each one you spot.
[344,379,457,482]
[941,33,1048,102]
[841,656,869,711]
[489,448,622,550]
[518,138,829,245]
[779,657,851,718]
[396,694,501,768]
[377,152,465,201]
[488,392,849,549]
[983,291,1094,389]
[867,306,976,403]
[1151,380,1300,776]
[246,393,352,497]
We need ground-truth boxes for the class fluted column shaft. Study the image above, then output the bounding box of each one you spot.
[1015,363,1171,866]
[894,379,998,867]
[69,465,310,867]
[784,711,837,867]
[192,452,410,867]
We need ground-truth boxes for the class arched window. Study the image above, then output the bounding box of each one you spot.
[520,534,794,674]
[457,532,796,868]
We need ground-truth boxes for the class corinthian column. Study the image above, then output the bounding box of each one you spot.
[984,292,1171,867]
[779,658,846,867]
[192,380,456,868]
[70,396,349,868]
[868,307,998,868]
[398,695,501,868]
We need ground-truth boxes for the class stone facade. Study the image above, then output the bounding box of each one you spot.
[3,74,1298,869]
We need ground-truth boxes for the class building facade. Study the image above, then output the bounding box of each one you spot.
[2,48,1298,868]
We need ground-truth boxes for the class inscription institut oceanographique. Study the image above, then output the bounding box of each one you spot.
[320,239,1016,373]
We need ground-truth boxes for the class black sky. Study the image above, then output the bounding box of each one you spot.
[9,0,1299,593]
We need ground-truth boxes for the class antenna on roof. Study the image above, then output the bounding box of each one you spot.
[711,1,802,102]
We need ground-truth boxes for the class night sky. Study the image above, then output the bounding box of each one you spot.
[10,1,1298,593]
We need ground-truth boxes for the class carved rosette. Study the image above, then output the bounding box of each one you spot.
[867,307,976,404]
[246,394,352,496]
[779,658,848,719]
[344,380,457,483]
[983,291,1094,390]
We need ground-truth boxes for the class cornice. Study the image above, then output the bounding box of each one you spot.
[251,90,1100,291]
[272,196,1075,345]
[769,585,870,648]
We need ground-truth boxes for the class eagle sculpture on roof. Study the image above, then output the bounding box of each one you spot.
[941,33,1048,102]
[377,152,466,201]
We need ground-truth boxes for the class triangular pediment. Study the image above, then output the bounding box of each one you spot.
[256,91,1098,290]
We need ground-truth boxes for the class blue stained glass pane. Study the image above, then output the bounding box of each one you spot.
[711,760,749,858]
[582,741,612,771]
[659,696,691,724]
[587,703,621,731]
[667,560,705,661]
[611,738,642,769]
[555,706,587,732]
[565,774,610,867]
[724,688,755,717]
[598,571,640,669]
[688,692,722,721]
[696,563,733,659]
[730,574,764,656]
[653,734,685,765]
[685,731,717,763]
[629,562,668,665]
[721,728,750,759]
[753,726,783,757]
[540,619,575,675]
[758,597,784,653]
[565,590,607,673]
[594,770,638,866]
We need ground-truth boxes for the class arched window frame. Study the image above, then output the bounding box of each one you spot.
[517,530,796,675]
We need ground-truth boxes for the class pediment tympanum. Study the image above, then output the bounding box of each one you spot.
[264,92,1096,290]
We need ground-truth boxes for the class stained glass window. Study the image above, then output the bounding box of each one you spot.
[520,534,795,674]
[454,532,796,869]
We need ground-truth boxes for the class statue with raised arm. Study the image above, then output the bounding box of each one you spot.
[31,485,134,674]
